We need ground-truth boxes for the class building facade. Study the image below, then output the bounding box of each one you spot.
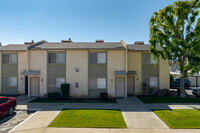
[0,40,170,98]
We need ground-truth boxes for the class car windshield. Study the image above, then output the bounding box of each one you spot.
[0,98,9,104]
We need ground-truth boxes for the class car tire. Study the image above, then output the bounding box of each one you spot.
[8,107,14,116]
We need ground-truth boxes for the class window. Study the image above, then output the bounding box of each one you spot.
[3,54,17,64]
[3,77,17,87]
[89,52,106,64]
[150,77,158,87]
[48,52,65,64]
[89,78,106,89]
[143,53,158,64]
[48,78,65,88]
[143,77,158,88]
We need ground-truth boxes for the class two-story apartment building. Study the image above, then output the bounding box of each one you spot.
[0,40,170,98]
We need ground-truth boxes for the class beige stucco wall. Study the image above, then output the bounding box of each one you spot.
[159,57,170,89]
[18,51,27,94]
[128,51,142,95]
[0,52,1,94]
[66,50,88,98]
[188,77,196,87]
[29,50,47,97]
[107,50,126,97]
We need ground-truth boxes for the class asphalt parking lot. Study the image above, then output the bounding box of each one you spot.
[0,110,35,133]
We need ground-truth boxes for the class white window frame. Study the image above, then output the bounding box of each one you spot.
[90,52,106,64]
[48,52,65,64]
[3,53,17,64]
[48,77,65,88]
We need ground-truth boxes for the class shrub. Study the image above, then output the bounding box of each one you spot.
[100,92,108,101]
[48,92,60,100]
[170,74,174,86]
[61,83,70,100]
[157,89,170,97]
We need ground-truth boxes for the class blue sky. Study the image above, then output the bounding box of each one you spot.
[0,0,177,45]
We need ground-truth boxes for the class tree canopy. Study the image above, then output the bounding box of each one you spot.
[149,0,200,97]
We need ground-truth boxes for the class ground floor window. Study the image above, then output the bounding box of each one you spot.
[143,76,158,88]
[89,78,106,89]
[48,77,65,88]
[2,77,17,87]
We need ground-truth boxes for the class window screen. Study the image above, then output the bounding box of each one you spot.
[3,54,9,64]
[97,78,106,89]
[150,77,158,87]
[89,78,97,89]
[143,53,150,64]
[10,77,17,87]
[89,53,97,64]
[57,53,65,64]
[150,55,158,64]
[56,78,65,88]
[10,54,17,64]
[3,77,9,87]
[48,78,56,87]
[97,53,106,64]
[48,53,56,63]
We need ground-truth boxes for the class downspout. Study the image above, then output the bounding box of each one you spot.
[26,46,30,97]
[120,40,128,97]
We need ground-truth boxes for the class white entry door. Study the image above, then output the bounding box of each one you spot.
[115,77,125,97]
[31,77,40,97]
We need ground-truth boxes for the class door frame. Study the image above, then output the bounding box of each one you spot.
[115,77,125,98]
[30,77,40,97]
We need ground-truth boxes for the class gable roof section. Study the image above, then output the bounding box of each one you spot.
[0,44,28,51]
[127,44,162,51]
[31,42,125,50]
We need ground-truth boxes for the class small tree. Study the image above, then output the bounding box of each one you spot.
[149,0,200,97]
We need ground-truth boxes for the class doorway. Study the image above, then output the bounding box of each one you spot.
[25,76,28,95]
[115,77,125,97]
[30,77,40,97]
[127,77,135,96]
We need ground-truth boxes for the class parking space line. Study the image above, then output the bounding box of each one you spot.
[8,109,41,133]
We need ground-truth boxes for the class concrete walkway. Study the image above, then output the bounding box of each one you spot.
[146,103,200,110]
[116,97,169,129]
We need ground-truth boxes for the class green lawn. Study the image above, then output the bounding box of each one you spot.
[139,96,200,103]
[30,98,117,104]
[49,109,127,128]
[154,109,200,129]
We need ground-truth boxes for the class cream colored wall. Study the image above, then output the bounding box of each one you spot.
[0,52,1,94]
[66,50,88,98]
[159,57,170,89]
[18,51,27,94]
[128,52,142,95]
[29,50,47,97]
[107,50,126,97]
[188,77,196,87]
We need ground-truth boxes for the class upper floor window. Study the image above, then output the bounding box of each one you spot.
[89,52,106,64]
[48,52,65,64]
[3,53,17,64]
[143,53,158,64]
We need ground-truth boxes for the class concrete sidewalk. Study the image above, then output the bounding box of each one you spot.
[146,103,200,110]
[117,97,169,129]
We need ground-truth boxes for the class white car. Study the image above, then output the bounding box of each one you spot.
[192,87,200,97]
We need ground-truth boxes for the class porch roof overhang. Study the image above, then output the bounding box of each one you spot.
[21,70,40,75]
[114,71,137,76]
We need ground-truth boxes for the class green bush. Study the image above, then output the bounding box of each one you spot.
[61,83,70,100]
[170,74,174,86]
[48,92,61,100]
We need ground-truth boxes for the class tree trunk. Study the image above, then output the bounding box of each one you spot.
[180,76,186,97]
